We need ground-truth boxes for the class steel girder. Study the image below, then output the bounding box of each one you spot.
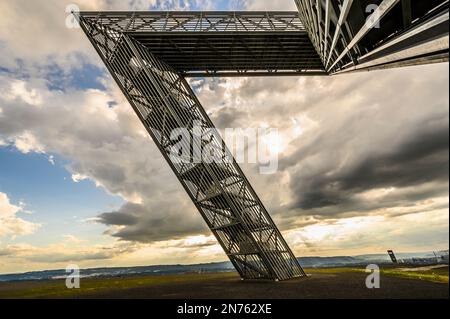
[79,13,306,281]
[294,0,449,74]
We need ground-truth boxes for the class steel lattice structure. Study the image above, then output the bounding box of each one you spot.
[78,4,448,281]
[79,11,307,281]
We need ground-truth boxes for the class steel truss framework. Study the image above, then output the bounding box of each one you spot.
[79,6,448,281]
[295,0,449,74]
[79,12,306,281]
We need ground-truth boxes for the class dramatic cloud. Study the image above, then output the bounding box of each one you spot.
[97,63,449,243]
[98,198,210,243]
[1,62,448,246]
[285,208,449,256]
[0,192,40,238]
[193,64,450,219]
[279,66,449,218]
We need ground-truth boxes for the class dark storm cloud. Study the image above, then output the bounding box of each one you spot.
[98,211,139,226]
[98,201,209,243]
[337,119,448,191]
[285,101,449,214]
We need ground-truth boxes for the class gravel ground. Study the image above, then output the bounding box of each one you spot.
[76,272,449,299]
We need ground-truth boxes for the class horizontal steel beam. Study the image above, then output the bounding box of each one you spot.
[182,71,329,77]
[77,11,326,75]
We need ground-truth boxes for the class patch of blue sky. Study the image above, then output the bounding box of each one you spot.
[188,0,238,10]
[44,62,107,92]
[1,57,107,92]
[0,58,30,81]
[0,146,124,246]
[189,78,205,94]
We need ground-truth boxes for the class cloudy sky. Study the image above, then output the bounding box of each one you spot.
[0,0,448,274]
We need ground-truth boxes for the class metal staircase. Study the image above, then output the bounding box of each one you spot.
[79,13,306,280]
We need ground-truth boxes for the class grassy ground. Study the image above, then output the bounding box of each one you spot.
[307,265,449,283]
[0,266,447,299]
[381,266,448,283]
[0,272,237,299]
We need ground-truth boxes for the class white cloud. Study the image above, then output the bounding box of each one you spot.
[12,131,45,154]
[285,208,450,256]
[0,193,40,238]
[48,155,55,165]
[0,0,98,70]
[71,173,89,183]
[2,80,44,106]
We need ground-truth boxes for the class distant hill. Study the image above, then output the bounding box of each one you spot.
[298,256,363,268]
[0,251,446,282]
